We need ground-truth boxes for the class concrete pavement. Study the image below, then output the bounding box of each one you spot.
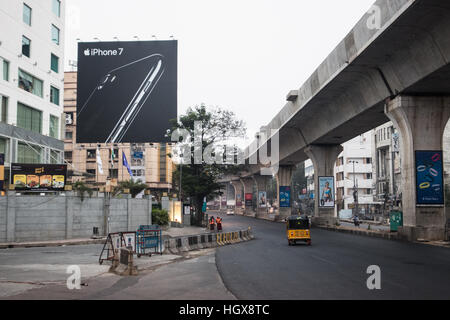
[215,213,450,299]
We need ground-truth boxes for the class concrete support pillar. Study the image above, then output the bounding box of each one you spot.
[240,177,255,217]
[231,181,244,215]
[275,165,295,219]
[253,174,271,218]
[386,96,450,241]
[304,144,343,226]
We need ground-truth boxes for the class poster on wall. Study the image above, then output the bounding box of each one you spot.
[77,40,177,143]
[0,154,4,192]
[279,186,291,208]
[11,164,67,191]
[258,191,267,208]
[245,193,253,207]
[319,176,335,207]
[236,194,242,207]
[415,151,444,205]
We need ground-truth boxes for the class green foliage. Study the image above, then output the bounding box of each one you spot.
[152,209,169,226]
[113,179,147,198]
[73,181,93,201]
[168,104,247,226]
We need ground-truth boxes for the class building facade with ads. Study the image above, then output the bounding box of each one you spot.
[0,0,66,186]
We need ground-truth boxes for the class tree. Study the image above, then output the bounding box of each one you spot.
[169,105,247,226]
[113,179,147,198]
[73,181,93,201]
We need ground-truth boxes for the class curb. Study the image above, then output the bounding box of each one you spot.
[0,238,107,249]
[316,225,400,240]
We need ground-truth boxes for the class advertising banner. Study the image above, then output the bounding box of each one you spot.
[258,191,267,207]
[76,40,177,143]
[11,164,67,191]
[319,176,335,207]
[236,194,242,207]
[245,193,253,207]
[279,186,291,208]
[0,154,4,191]
[415,151,444,205]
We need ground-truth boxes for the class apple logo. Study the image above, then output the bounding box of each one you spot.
[84,49,90,56]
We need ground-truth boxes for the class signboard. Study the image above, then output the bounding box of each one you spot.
[0,154,4,192]
[279,186,291,208]
[76,40,177,143]
[11,164,67,191]
[236,194,242,207]
[132,151,144,159]
[319,176,335,207]
[258,191,267,208]
[415,151,444,205]
[244,193,252,207]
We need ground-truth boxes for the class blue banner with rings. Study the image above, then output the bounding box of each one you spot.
[415,151,444,205]
[279,186,291,208]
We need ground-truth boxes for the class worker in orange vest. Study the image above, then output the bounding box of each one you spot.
[216,216,222,232]
[209,216,215,231]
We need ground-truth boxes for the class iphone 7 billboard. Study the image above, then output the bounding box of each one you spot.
[76,40,177,143]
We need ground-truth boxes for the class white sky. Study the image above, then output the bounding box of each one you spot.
[64,0,375,143]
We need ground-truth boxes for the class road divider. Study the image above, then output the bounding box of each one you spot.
[163,227,254,254]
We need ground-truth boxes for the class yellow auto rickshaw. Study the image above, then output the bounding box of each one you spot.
[286,215,311,246]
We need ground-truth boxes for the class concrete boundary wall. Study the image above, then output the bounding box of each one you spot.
[0,192,152,243]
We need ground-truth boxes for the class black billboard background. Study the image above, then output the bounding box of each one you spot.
[11,163,67,191]
[76,41,177,143]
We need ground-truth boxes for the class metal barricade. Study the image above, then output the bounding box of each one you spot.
[99,232,126,265]
[136,225,163,257]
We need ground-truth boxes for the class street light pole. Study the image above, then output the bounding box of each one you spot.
[350,160,359,217]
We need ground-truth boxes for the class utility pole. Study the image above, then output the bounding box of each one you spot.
[350,160,359,217]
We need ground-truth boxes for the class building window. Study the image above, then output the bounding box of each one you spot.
[17,142,41,163]
[65,131,73,140]
[23,3,32,26]
[50,150,59,164]
[64,151,72,159]
[51,25,60,45]
[50,54,59,73]
[366,173,372,179]
[0,137,7,160]
[109,169,118,179]
[365,157,372,164]
[52,0,61,17]
[22,36,31,57]
[86,169,96,179]
[17,102,42,134]
[0,95,8,123]
[49,115,59,139]
[1,58,9,81]
[50,86,60,105]
[87,149,96,159]
[18,69,43,97]
[159,144,167,183]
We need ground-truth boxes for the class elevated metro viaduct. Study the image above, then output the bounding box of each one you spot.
[221,0,450,241]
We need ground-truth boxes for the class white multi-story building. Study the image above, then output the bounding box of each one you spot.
[304,131,376,217]
[0,0,65,180]
[335,132,376,216]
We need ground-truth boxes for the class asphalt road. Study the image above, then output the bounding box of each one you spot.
[215,212,450,300]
